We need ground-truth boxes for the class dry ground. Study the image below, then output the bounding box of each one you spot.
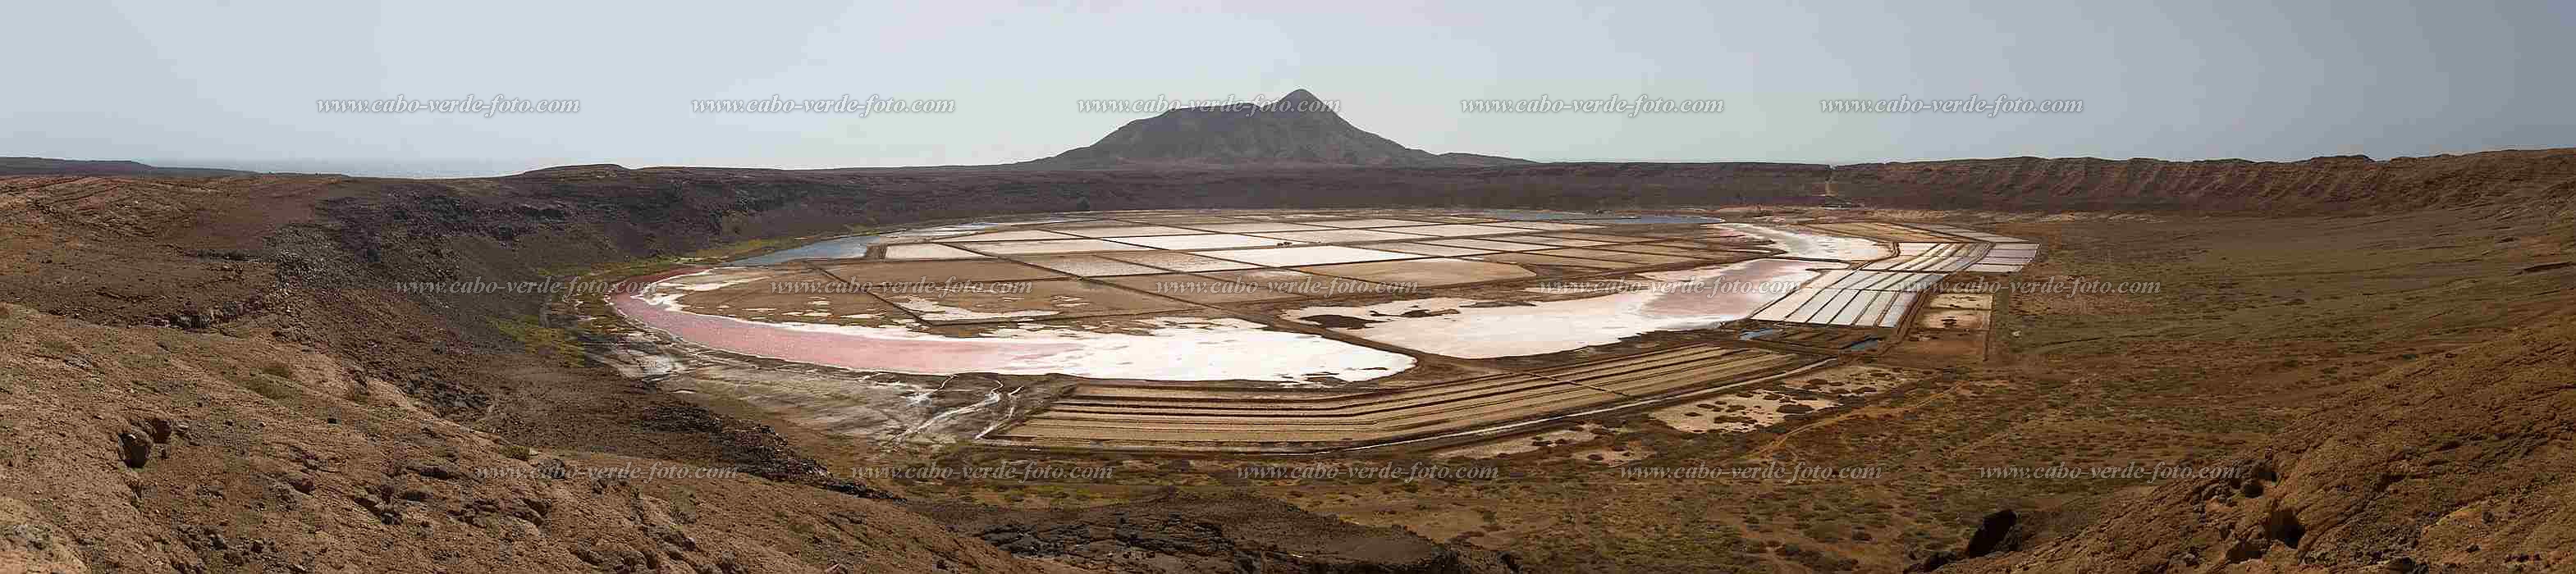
[844,207,2576,572]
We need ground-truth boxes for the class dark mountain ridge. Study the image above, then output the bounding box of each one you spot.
[1021,89,1531,170]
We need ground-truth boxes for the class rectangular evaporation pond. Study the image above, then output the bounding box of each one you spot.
[1868,244,1988,271]
[1751,288,1828,321]
[1196,245,1420,267]
[1197,268,1402,296]
[1055,226,1209,238]
[1292,257,1538,286]
[1791,289,1866,323]
[929,230,1080,243]
[1109,234,1307,250]
[1965,263,2026,273]
[1877,293,1920,327]
[1818,271,1942,292]
[1817,289,1895,326]
[1015,255,1169,277]
[1120,216,1250,225]
[1365,242,1498,257]
[1375,224,1527,237]
[1646,239,1743,250]
[1855,291,1903,325]
[1189,221,1336,233]
[1467,252,1634,269]
[1480,221,1601,231]
[1462,209,1597,221]
[1304,218,1435,229]
[1421,238,1557,252]
[1529,248,1698,266]
[1033,220,1141,229]
[1100,251,1261,272]
[882,244,989,260]
[1540,232,1659,243]
[817,260,1067,285]
[1806,270,1859,287]
[950,239,1155,255]
[1581,244,1717,257]
[1492,235,1612,248]
[1224,212,1347,221]
[1553,215,1731,225]
[1094,273,1302,303]
[1830,291,1892,326]
[1246,229,1433,244]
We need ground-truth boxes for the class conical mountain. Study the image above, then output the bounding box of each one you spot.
[1024,89,1528,169]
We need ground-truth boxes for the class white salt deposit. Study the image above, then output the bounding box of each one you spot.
[952,239,1153,255]
[885,296,1061,321]
[1017,255,1169,276]
[1058,226,1204,238]
[1192,221,1333,233]
[1714,224,1892,262]
[883,244,987,260]
[1100,251,1261,272]
[616,272,1415,383]
[1306,218,1433,229]
[1197,245,1418,266]
[1384,224,1527,237]
[1109,234,1306,250]
[929,230,1079,243]
[1246,229,1432,244]
[1279,259,1838,358]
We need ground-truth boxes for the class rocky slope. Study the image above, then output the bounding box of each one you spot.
[1023,89,1529,169]
[0,303,1076,573]
[913,492,1514,573]
[1834,148,2576,214]
[1952,310,2576,573]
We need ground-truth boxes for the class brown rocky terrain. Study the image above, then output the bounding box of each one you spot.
[5,139,2575,572]
[0,303,1070,573]
[1953,312,2576,573]
[1834,149,2576,213]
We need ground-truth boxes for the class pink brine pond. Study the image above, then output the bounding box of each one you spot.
[610,268,1413,384]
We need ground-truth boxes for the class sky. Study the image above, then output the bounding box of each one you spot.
[6,0,2572,176]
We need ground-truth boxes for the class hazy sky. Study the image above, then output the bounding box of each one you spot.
[7,1,2571,176]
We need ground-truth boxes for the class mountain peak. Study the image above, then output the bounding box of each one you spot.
[1019,89,1527,170]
